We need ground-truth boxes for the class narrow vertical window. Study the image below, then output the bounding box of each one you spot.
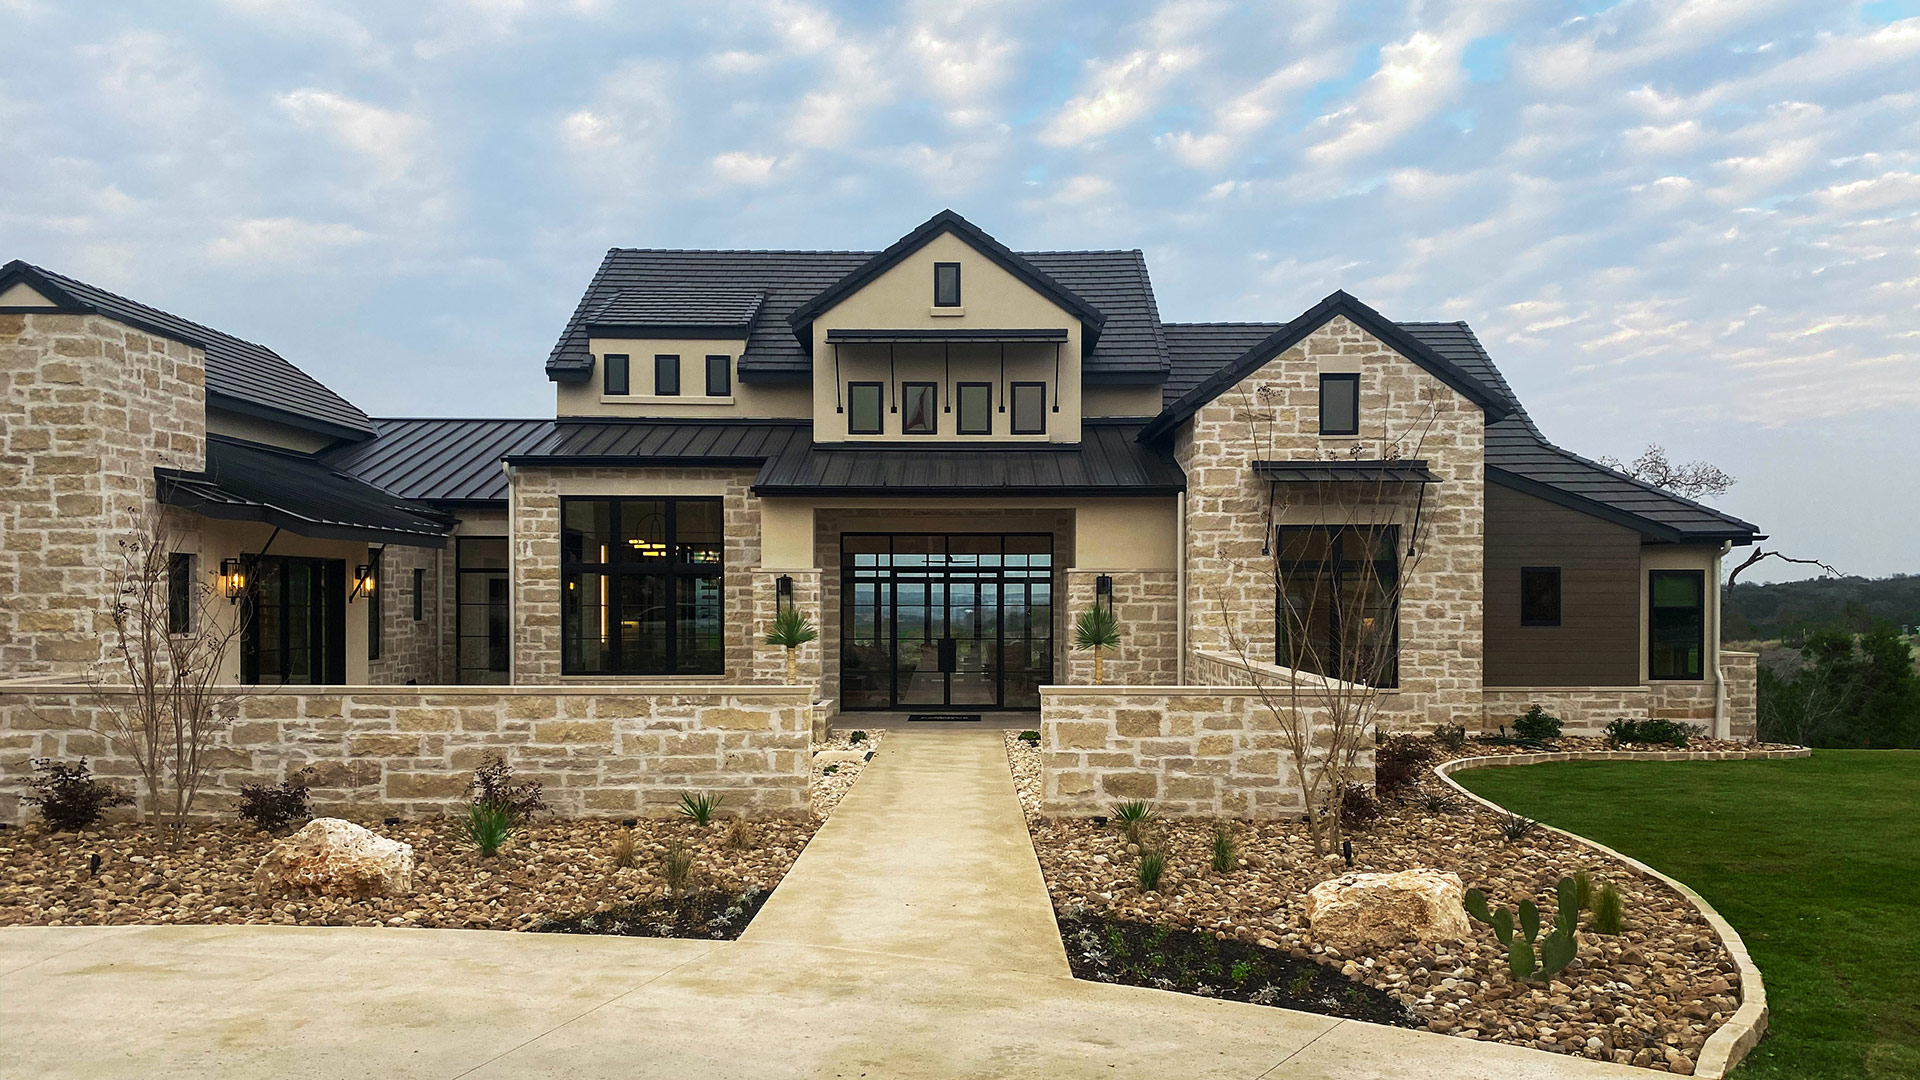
[933,262,961,307]
[705,354,730,397]
[1520,566,1561,626]
[1319,373,1359,435]
[1649,570,1706,680]
[655,355,680,396]
[957,382,992,435]
[901,382,938,435]
[412,567,426,621]
[1011,382,1046,435]
[847,382,883,434]
[603,354,629,396]
[167,553,193,634]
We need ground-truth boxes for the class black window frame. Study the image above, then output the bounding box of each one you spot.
[1649,569,1707,681]
[167,552,193,635]
[654,354,681,396]
[705,354,731,397]
[1319,372,1360,435]
[1520,566,1562,627]
[412,566,426,621]
[560,496,725,677]
[455,536,510,684]
[901,381,939,436]
[1010,381,1046,435]
[847,381,884,434]
[933,262,962,307]
[602,353,629,396]
[956,381,992,435]
[1273,525,1400,688]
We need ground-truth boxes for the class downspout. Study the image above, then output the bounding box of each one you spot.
[1175,489,1187,685]
[1712,541,1730,739]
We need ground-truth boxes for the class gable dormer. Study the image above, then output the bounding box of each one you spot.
[790,211,1106,443]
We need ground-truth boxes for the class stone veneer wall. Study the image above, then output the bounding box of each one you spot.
[0,312,207,675]
[1062,569,1179,685]
[748,569,824,692]
[1722,652,1757,740]
[0,683,812,821]
[1481,688,1652,733]
[1038,686,1364,819]
[368,544,446,686]
[508,466,762,684]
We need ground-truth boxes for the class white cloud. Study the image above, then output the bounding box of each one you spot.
[1160,55,1341,168]
[206,218,372,263]
[710,151,779,185]
[1039,0,1225,147]
[1306,31,1465,169]
[1814,170,1920,212]
[277,89,425,181]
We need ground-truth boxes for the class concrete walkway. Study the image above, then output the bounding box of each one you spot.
[0,728,1646,1079]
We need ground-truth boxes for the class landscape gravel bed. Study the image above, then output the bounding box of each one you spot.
[1008,733,1743,1074]
[810,727,884,818]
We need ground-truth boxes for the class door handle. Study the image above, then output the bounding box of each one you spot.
[938,637,957,672]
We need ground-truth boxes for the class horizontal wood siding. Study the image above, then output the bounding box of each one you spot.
[1484,484,1641,686]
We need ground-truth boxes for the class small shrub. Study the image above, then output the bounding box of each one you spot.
[848,730,867,744]
[1210,825,1238,873]
[612,828,638,869]
[235,768,314,833]
[1112,799,1154,842]
[1635,719,1696,747]
[461,803,518,857]
[471,756,546,822]
[1017,729,1040,745]
[1420,791,1462,815]
[1339,787,1380,829]
[661,842,696,895]
[1431,723,1468,753]
[24,758,132,831]
[1497,810,1541,842]
[1373,734,1433,795]
[677,791,723,826]
[1592,884,1625,935]
[822,764,840,776]
[1136,847,1166,892]
[722,817,754,851]
[1512,705,1563,741]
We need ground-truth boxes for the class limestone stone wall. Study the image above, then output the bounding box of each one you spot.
[1062,570,1178,685]
[1722,651,1757,740]
[508,466,761,683]
[748,568,824,692]
[0,312,207,675]
[0,683,813,821]
[1038,686,1367,819]
[1175,316,1486,731]
[368,544,446,686]
[1480,688,1652,734]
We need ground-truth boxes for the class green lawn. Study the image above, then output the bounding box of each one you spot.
[1455,751,1920,1080]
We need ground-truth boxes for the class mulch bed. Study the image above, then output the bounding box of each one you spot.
[532,885,770,940]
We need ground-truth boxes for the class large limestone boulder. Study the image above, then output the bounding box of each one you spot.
[254,818,416,899]
[1304,869,1471,948]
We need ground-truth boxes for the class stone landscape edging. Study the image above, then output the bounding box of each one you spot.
[1433,747,1811,1079]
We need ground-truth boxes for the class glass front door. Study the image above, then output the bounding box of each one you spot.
[841,534,1052,710]
[242,556,347,685]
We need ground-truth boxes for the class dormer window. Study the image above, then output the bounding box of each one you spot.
[603,354,630,396]
[933,262,961,307]
[1319,373,1359,435]
[655,354,680,396]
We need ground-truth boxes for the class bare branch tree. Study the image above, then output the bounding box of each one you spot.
[1597,444,1734,501]
[1725,548,1840,592]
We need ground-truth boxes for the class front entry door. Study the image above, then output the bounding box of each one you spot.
[241,556,347,685]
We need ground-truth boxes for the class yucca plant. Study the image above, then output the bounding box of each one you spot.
[677,791,723,826]
[1210,825,1238,874]
[1112,798,1154,843]
[763,607,818,685]
[1072,605,1121,684]
[461,803,518,857]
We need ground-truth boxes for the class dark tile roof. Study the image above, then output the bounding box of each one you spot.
[158,436,452,547]
[753,420,1184,496]
[589,288,766,329]
[1,260,375,439]
[323,418,557,503]
[1162,322,1282,403]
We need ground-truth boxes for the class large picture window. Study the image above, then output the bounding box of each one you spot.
[1649,569,1705,680]
[562,497,724,675]
[1274,525,1399,687]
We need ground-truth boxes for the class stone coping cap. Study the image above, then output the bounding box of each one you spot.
[0,683,814,699]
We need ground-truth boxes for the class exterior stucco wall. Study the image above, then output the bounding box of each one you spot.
[1176,315,1486,730]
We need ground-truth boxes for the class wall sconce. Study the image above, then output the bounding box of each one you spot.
[220,558,247,603]
[1095,573,1113,614]
[776,574,794,615]
[351,563,376,600]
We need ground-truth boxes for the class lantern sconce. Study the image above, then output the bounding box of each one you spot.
[351,563,376,601]
[776,574,795,615]
[1095,573,1113,614]
[220,558,247,603]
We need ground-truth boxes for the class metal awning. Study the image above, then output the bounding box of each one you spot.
[754,421,1184,497]
[157,437,455,547]
[1252,459,1439,484]
[824,328,1071,343]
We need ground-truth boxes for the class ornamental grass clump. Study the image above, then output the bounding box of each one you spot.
[1136,847,1167,892]
[1498,810,1542,842]
[722,817,754,851]
[461,803,519,857]
[1210,825,1238,874]
[677,791,723,826]
[661,842,697,897]
[611,827,638,869]
[1592,883,1626,935]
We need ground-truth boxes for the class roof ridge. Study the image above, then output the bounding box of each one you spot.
[606,247,880,256]
[26,262,282,357]
[1163,320,1287,328]
[1530,435,1756,527]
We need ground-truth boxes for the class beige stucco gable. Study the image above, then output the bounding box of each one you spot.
[0,281,58,307]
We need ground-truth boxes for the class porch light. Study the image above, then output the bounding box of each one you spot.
[220,558,247,602]
[1095,574,1113,614]
[776,574,795,615]
[352,563,376,600]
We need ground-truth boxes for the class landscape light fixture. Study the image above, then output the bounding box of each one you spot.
[1095,574,1113,614]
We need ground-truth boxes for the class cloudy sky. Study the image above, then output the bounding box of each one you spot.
[3,0,1916,581]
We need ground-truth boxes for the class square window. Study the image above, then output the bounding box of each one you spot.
[957,382,992,434]
[654,354,680,396]
[603,354,629,396]
[705,354,730,397]
[1011,382,1046,434]
[933,262,961,307]
[1320,373,1359,435]
[1520,566,1561,626]
[847,382,883,434]
[901,382,938,435]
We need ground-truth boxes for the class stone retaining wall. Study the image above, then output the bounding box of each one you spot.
[1038,685,1364,819]
[0,683,813,822]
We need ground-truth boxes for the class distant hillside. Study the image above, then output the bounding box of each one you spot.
[1726,574,1920,640]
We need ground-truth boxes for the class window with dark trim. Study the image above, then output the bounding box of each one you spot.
[654,355,681,396]
[705,354,730,397]
[167,553,193,634]
[1011,381,1046,434]
[1649,569,1706,680]
[901,382,938,435]
[1520,566,1561,626]
[933,262,961,307]
[456,537,510,684]
[603,354,629,396]
[366,551,382,662]
[957,382,992,434]
[412,567,426,621]
[1319,373,1359,435]
[561,497,724,675]
[847,382,883,434]
[1274,526,1399,687]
